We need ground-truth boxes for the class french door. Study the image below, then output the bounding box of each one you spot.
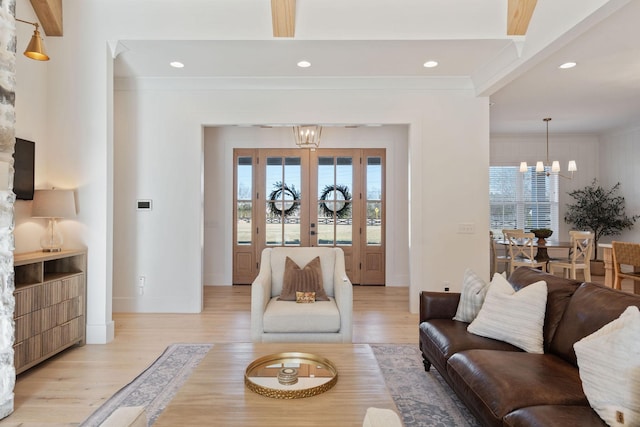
[233,148,385,285]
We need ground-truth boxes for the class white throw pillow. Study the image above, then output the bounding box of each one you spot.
[467,274,547,353]
[453,269,491,322]
[573,305,640,427]
[362,407,403,427]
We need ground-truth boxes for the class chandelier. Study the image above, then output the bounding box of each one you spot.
[293,125,322,150]
[519,118,577,179]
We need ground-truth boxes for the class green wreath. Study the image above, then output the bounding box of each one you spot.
[268,181,300,217]
[319,184,352,219]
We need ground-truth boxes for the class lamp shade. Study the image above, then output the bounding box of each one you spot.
[24,27,49,61]
[519,162,528,173]
[31,190,76,218]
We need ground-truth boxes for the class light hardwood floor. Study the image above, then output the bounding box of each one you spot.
[5,285,417,426]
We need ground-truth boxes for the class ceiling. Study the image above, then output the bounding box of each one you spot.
[489,0,640,134]
[109,0,640,136]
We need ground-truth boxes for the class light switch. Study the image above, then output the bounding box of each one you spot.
[457,223,475,234]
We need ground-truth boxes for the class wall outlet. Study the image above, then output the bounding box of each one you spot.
[138,276,145,295]
[444,281,450,292]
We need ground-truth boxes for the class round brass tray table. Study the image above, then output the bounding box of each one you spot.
[244,352,338,399]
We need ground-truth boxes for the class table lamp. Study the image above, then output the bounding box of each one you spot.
[31,189,76,252]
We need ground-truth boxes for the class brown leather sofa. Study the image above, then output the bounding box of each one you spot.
[419,267,640,427]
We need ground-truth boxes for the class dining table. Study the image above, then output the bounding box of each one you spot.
[496,239,572,262]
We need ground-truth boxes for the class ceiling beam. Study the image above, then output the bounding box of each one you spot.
[271,0,296,38]
[29,0,63,36]
[507,0,537,36]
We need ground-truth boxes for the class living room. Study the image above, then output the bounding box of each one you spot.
[2,0,640,425]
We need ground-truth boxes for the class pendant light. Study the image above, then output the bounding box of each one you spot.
[519,118,577,179]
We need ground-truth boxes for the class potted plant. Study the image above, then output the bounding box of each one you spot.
[564,179,639,274]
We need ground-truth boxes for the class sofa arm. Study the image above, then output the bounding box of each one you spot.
[419,291,460,324]
[250,256,273,342]
[333,274,353,342]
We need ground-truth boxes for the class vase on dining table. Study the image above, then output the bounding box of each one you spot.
[531,228,553,245]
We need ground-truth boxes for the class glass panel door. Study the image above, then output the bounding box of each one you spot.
[236,156,253,246]
[361,150,385,284]
[232,148,384,285]
[233,150,257,284]
[316,156,353,246]
[311,150,359,283]
[259,150,310,257]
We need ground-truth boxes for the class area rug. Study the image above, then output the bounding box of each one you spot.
[371,344,480,427]
[79,343,214,427]
[80,343,479,427]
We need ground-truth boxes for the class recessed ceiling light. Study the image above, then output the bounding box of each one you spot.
[170,61,184,68]
[297,60,311,68]
[559,62,577,69]
[423,60,439,68]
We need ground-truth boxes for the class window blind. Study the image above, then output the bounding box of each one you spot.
[490,166,559,236]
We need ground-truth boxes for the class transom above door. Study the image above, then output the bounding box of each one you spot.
[233,148,385,285]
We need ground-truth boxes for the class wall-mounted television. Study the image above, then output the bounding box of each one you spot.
[13,138,35,200]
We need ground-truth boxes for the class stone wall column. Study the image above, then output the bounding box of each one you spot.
[0,0,17,419]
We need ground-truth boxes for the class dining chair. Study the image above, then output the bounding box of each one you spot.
[611,241,640,293]
[501,229,523,239]
[490,231,510,275]
[507,230,548,274]
[548,231,594,281]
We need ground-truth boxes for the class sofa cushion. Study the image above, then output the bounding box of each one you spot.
[467,274,547,353]
[420,319,521,375]
[263,297,340,333]
[278,256,329,301]
[549,281,640,366]
[447,350,588,427]
[508,267,581,350]
[453,269,491,322]
[503,405,606,427]
[573,306,640,427]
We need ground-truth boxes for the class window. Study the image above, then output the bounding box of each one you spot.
[490,166,558,236]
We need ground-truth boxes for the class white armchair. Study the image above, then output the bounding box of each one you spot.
[251,247,353,343]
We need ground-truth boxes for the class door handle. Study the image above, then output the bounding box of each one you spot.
[310,231,316,236]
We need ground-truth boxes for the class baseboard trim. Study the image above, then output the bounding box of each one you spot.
[86,320,115,344]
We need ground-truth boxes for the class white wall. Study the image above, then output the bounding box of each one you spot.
[13,1,52,254]
[112,80,491,314]
[599,125,640,243]
[202,125,410,287]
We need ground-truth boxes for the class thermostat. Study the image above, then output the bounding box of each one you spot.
[137,199,152,210]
